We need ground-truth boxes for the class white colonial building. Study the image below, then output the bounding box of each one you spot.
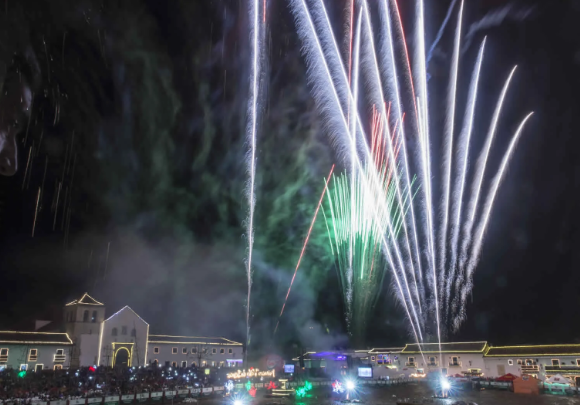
[147,335,243,368]
[2,293,243,370]
[400,341,489,376]
[0,331,73,371]
[484,344,580,383]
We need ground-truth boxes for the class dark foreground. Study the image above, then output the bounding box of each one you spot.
[203,383,580,405]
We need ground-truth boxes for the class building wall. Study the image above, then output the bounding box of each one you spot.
[146,343,242,368]
[484,356,580,378]
[401,352,486,375]
[78,334,99,367]
[0,344,71,370]
[64,305,106,340]
[99,308,148,367]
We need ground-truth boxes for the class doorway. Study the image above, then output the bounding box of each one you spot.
[114,348,130,367]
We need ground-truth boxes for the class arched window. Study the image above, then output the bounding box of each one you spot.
[83,310,89,322]
[131,328,136,337]
[92,311,97,323]
[112,327,118,336]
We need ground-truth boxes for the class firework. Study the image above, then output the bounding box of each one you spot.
[244,0,263,357]
[323,108,416,344]
[288,0,533,343]
[274,165,335,334]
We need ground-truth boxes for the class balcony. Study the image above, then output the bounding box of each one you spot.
[448,362,462,368]
[427,362,438,367]
[545,365,580,375]
[54,355,66,363]
[28,355,38,362]
[405,362,416,368]
[521,365,540,373]
[0,355,7,363]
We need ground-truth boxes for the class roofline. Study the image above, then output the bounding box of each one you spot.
[149,334,241,345]
[402,341,489,354]
[148,340,242,346]
[105,306,149,325]
[485,344,580,357]
[0,331,73,345]
[65,292,104,306]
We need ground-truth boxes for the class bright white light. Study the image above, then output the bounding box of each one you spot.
[346,380,355,390]
[233,400,243,405]
[441,379,451,390]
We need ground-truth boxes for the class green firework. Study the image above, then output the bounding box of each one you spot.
[323,137,415,345]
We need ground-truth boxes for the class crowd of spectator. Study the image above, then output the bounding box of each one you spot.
[0,365,225,402]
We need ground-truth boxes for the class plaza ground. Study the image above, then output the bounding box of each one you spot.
[198,383,580,405]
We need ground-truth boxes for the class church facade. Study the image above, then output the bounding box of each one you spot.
[1,293,243,370]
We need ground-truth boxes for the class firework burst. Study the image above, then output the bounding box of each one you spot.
[288,0,533,345]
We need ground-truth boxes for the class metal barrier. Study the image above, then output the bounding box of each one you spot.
[2,378,420,405]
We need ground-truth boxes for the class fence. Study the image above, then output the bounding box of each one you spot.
[1,378,416,405]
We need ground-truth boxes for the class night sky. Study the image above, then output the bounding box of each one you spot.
[0,0,578,359]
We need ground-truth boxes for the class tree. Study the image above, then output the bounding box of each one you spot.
[190,344,213,367]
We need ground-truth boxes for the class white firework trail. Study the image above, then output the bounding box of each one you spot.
[245,0,261,357]
[440,0,463,303]
[286,0,531,343]
[414,0,441,350]
[360,0,423,321]
[290,0,425,347]
[447,37,486,316]
[454,112,533,330]
[379,0,426,311]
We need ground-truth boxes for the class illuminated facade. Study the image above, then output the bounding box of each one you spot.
[3,293,243,370]
[484,344,580,383]
[0,331,73,371]
[400,342,489,377]
[146,335,243,368]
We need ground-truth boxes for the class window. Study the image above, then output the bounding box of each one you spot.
[219,361,224,367]
[429,357,436,365]
[191,348,197,354]
[451,356,459,365]
[29,349,38,361]
[56,349,64,355]
[20,364,27,371]
[172,347,178,354]
[202,361,207,367]
[112,328,118,336]
[211,361,215,367]
[92,311,97,323]
[577,359,580,366]
[183,348,188,354]
[212,348,217,354]
[228,348,232,354]
[83,310,89,322]
[154,347,159,354]
[172,361,177,368]
[408,357,415,363]
[371,356,376,361]
[181,361,187,367]
[35,364,44,372]
[54,365,63,370]
[220,348,225,354]
[153,359,158,365]
[192,362,197,367]
[121,326,127,335]
[131,329,136,337]
[508,359,513,366]
[517,359,522,365]
[0,348,8,356]
[552,359,560,366]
